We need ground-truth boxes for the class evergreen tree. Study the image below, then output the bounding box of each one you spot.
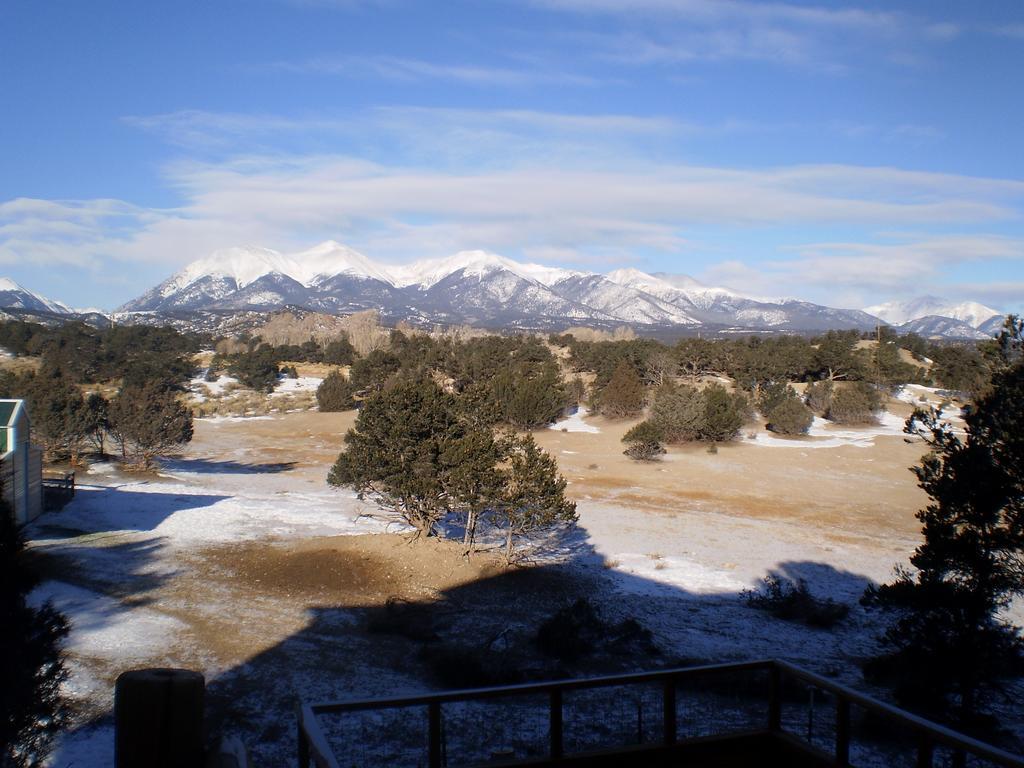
[493,364,567,430]
[23,373,94,464]
[825,382,881,425]
[316,371,356,412]
[490,434,577,563]
[804,379,833,414]
[765,396,813,436]
[756,381,794,416]
[1,500,68,768]
[107,382,194,470]
[863,316,1024,728]
[648,383,704,443]
[328,379,467,537]
[322,337,356,366]
[348,349,402,395]
[594,361,646,419]
[699,384,749,443]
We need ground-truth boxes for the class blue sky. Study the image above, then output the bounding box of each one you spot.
[2,0,1023,312]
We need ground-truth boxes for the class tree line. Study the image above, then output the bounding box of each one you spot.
[0,320,199,469]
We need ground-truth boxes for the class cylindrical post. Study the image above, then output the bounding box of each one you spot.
[768,665,782,732]
[835,698,850,767]
[663,677,677,746]
[549,689,563,760]
[916,736,934,768]
[296,703,310,768]
[114,668,205,768]
[428,702,442,768]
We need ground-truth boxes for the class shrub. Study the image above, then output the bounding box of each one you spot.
[804,379,833,414]
[622,420,666,461]
[743,575,849,629]
[765,396,814,435]
[826,382,882,425]
[536,599,659,663]
[699,384,750,442]
[316,371,356,412]
[757,381,793,415]
[594,361,646,418]
[648,383,704,443]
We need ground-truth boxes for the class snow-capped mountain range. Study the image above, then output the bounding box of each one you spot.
[118,242,889,332]
[0,243,1006,338]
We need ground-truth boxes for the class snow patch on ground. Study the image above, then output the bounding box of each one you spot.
[606,552,748,596]
[189,372,238,402]
[746,410,908,449]
[31,581,185,667]
[550,406,601,434]
[271,375,322,396]
[201,414,275,423]
[49,477,387,545]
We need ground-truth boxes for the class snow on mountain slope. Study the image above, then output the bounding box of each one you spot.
[391,250,577,289]
[294,241,393,285]
[165,246,292,295]
[864,296,1001,329]
[0,278,71,313]
[553,274,699,325]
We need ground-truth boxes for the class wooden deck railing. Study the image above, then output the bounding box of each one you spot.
[42,470,75,510]
[297,659,1024,768]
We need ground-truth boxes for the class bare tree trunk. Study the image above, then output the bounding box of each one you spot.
[462,508,477,554]
[505,523,515,564]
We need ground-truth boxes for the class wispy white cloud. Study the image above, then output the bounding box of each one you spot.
[272,54,600,87]
[702,235,1024,307]
[534,0,958,73]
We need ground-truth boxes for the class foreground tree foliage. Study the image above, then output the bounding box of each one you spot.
[107,382,194,470]
[328,378,575,560]
[1,500,68,768]
[862,316,1024,730]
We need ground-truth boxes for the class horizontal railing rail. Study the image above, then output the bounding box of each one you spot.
[297,659,1024,768]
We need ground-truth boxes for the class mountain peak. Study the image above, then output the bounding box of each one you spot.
[392,250,576,288]
[0,277,71,313]
[291,241,391,285]
[863,296,1001,329]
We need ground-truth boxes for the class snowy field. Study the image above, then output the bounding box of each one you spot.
[26,406,1023,766]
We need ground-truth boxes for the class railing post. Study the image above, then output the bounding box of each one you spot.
[428,701,442,768]
[663,676,677,746]
[916,735,933,768]
[835,697,850,767]
[550,688,564,760]
[768,664,782,733]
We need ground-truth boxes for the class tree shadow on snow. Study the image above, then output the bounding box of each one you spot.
[30,484,230,535]
[162,457,300,475]
[194,530,890,765]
